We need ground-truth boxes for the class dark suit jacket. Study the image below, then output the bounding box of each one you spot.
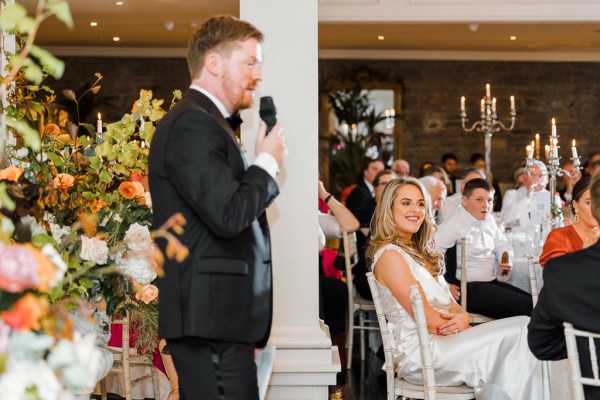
[528,242,600,399]
[345,181,376,299]
[149,89,279,348]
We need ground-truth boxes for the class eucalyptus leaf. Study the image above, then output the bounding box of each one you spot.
[23,62,44,84]
[0,184,16,211]
[99,170,112,184]
[32,233,58,248]
[31,45,65,79]
[0,4,27,32]
[9,118,41,151]
[63,89,77,102]
[46,0,73,29]
[65,120,78,141]
[89,156,101,171]
[46,152,64,167]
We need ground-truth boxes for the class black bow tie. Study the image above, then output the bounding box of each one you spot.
[226,112,243,131]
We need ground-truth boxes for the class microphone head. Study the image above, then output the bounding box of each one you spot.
[259,96,277,130]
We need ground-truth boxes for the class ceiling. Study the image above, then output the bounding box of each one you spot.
[19,0,600,55]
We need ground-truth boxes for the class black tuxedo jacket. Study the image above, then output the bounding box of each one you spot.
[345,181,375,229]
[149,89,279,348]
[528,241,600,399]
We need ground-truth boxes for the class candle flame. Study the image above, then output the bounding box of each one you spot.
[98,113,102,119]
[552,118,556,125]
[510,95,514,101]
[572,139,576,147]
[535,133,539,139]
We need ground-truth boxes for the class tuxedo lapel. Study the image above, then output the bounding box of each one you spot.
[183,89,243,151]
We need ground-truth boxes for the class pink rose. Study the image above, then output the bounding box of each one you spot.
[0,243,39,292]
[135,284,159,304]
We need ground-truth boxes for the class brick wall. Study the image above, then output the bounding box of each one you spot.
[320,59,600,186]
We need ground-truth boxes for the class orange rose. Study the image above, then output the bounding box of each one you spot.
[43,123,60,137]
[118,181,145,200]
[53,173,75,190]
[135,284,159,304]
[1,293,49,331]
[89,198,108,213]
[24,244,58,293]
[0,165,24,182]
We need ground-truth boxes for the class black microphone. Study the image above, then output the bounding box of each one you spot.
[259,96,277,134]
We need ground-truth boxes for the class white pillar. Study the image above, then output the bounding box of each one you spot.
[240,1,340,399]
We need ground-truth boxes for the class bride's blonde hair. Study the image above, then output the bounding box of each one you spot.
[366,177,444,277]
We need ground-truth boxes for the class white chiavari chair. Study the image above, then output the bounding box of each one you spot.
[366,272,474,400]
[343,231,378,369]
[99,311,161,400]
[564,322,600,400]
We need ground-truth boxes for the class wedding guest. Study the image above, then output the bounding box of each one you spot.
[501,160,553,228]
[438,167,486,224]
[435,178,532,318]
[368,177,550,398]
[539,177,600,267]
[317,180,359,367]
[373,169,398,204]
[513,166,527,190]
[558,162,582,203]
[418,175,447,218]
[441,153,458,195]
[417,161,434,177]
[470,153,502,211]
[148,16,286,399]
[346,158,384,299]
[528,172,600,399]
[587,150,600,176]
[391,159,410,178]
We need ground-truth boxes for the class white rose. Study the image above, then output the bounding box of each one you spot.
[123,223,152,255]
[117,254,157,284]
[47,332,101,393]
[0,359,68,400]
[41,244,67,287]
[50,223,71,244]
[20,215,47,237]
[80,236,109,265]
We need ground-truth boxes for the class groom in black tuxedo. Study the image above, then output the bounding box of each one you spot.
[149,15,287,400]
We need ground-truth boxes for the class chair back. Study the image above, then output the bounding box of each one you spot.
[527,256,539,306]
[100,311,161,400]
[410,285,437,400]
[343,231,359,309]
[366,272,396,400]
[564,322,600,400]
[459,237,468,310]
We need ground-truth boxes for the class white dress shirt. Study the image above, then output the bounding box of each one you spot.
[189,85,279,178]
[435,206,513,282]
[318,212,342,251]
[500,186,560,229]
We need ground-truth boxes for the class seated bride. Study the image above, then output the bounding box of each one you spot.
[367,177,551,399]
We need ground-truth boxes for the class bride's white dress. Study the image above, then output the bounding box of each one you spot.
[372,244,551,400]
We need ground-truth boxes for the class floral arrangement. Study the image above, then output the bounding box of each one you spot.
[2,83,186,353]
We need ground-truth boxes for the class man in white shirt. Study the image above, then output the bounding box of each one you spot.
[419,175,447,220]
[501,160,552,228]
[438,167,486,224]
[435,178,533,319]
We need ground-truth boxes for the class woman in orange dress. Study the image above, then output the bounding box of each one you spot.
[539,177,600,267]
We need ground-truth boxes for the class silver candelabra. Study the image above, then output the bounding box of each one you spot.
[525,118,581,223]
[460,84,516,177]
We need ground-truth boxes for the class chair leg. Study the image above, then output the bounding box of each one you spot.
[347,312,354,369]
[151,367,161,399]
[359,311,366,361]
[100,378,107,400]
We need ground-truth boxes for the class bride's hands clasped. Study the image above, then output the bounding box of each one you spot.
[436,311,470,335]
